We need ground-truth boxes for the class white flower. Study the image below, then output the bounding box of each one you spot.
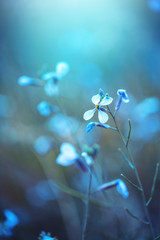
[56,143,79,166]
[83,92,113,123]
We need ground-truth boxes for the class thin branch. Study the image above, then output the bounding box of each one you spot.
[118,148,134,169]
[82,170,92,240]
[121,174,142,191]
[146,163,159,207]
[107,106,155,238]
[126,119,131,148]
[125,208,149,225]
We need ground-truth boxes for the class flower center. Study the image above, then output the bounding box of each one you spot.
[95,104,99,110]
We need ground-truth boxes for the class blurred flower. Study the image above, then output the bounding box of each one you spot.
[34,136,53,155]
[18,75,43,86]
[83,90,113,123]
[148,0,160,11]
[26,180,59,207]
[55,62,70,79]
[56,143,78,166]
[39,231,56,240]
[0,210,19,237]
[44,79,59,96]
[97,179,129,199]
[81,152,93,165]
[132,97,159,122]
[56,143,88,171]
[86,122,113,133]
[42,62,69,96]
[115,89,129,111]
[46,113,79,138]
[37,101,59,116]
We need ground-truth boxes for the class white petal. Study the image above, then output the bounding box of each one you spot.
[56,153,76,166]
[60,143,76,156]
[98,110,109,123]
[91,94,101,105]
[100,96,113,106]
[83,109,96,121]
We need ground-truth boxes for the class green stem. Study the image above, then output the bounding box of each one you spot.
[82,170,92,240]
[107,106,155,239]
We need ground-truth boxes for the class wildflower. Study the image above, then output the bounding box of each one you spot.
[97,179,129,199]
[38,231,56,240]
[81,152,93,166]
[46,113,79,138]
[44,79,59,96]
[18,75,43,86]
[56,143,88,171]
[83,90,113,123]
[115,89,129,111]
[55,62,70,79]
[86,122,112,133]
[34,136,52,155]
[56,143,79,166]
[37,101,59,116]
[83,144,100,160]
[42,62,69,96]
[0,210,19,237]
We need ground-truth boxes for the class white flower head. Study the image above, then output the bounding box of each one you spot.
[83,90,113,124]
[56,143,79,166]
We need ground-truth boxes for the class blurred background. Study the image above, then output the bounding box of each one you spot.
[0,0,160,239]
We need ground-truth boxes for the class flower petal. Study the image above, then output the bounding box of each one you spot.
[41,72,56,81]
[98,110,109,123]
[117,89,129,103]
[116,179,129,199]
[60,143,76,155]
[56,153,76,166]
[55,62,70,79]
[44,79,59,96]
[100,96,113,106]
[91,94,101,105]
[83,109,96,121]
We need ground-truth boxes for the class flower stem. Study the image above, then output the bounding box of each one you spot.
[82,169,92,240]
[107,106,155,239]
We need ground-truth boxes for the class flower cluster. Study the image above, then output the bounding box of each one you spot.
[18,62,69,96]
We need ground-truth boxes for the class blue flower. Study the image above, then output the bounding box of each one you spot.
[115,89,129,111]
[37,101,59,116]
[44,79,59,96]
[4,210,19,229]
[86,122,112,133]
[41,62,69,81]
[0,210,19,237]
[56,143,79,166]
[18,75,43,86]
[97,179,129,199]
[117,89,129,103]
[39,231,55,240]
[34,136,52,155]
[83,90,113,123]
[56,143,88,171]
[55,62,70,79]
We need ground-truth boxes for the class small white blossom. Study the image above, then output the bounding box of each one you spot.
[83,91,113,123]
